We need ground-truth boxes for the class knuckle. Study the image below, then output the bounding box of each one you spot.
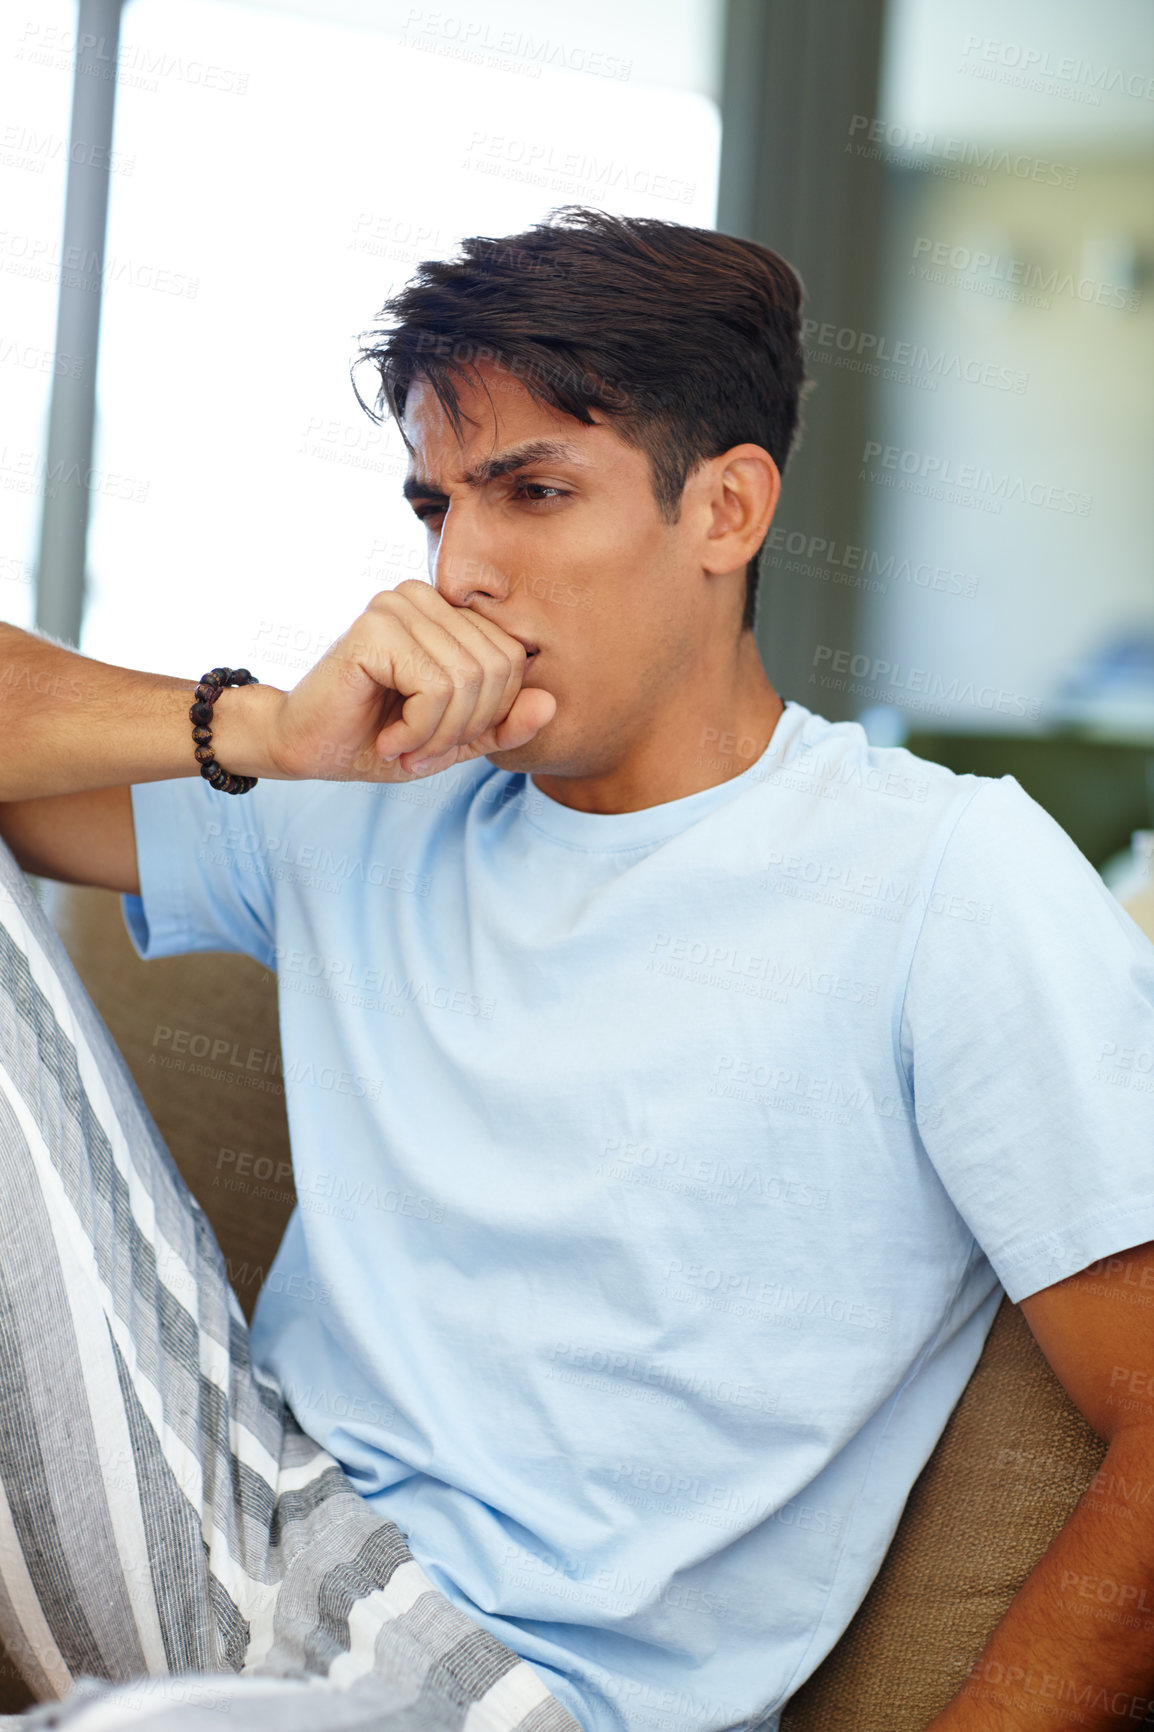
[452,660,483,692]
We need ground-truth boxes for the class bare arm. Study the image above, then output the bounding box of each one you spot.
[0,623,283,894]
[0,787,140,894]
[0,588,555,892]
[924,1243,1154,1730]
[0,623,283,799]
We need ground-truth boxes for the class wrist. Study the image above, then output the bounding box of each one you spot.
[202,680,289,781]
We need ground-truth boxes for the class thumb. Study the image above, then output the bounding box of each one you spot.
[461,687,557,760]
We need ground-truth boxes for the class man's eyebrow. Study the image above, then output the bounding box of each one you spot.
[401,439,590,502]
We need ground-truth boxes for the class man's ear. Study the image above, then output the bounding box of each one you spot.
[698,444,781,577]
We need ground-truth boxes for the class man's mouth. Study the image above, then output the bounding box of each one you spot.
[499,627,540,660]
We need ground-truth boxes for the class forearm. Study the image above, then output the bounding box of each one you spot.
[927,1426,1154,1730]
[0,623,285,799]
[0,582,556,803]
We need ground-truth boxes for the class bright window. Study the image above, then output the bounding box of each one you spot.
[78,0,722,682]
[0,0,78,632]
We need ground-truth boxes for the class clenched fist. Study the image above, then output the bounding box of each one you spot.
[264,581,557,782]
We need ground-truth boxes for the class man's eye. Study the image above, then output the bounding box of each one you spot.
[515,483,568,504]
[413,484,568,526]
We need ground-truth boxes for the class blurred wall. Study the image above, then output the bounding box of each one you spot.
[856,0,1154,739]
[718,0,889,721]
[721,0,1153,747]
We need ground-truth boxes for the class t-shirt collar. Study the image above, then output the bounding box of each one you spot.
[515,700,810,851]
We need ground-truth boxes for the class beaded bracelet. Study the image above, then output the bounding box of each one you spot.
[189,666,259,795]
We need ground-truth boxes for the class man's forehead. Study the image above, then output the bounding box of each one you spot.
[400,365,620,495]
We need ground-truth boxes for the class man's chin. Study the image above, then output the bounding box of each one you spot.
[483,736,554,774]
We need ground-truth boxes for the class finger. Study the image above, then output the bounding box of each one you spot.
[395,688,556,782]
[402,605,525,763]
[374,599,524,766]
[394,586,528,750]
[454,687,558,761]
[371,657,456,764]
[322,593,455,763]
[453,608,531,736]
[368,599,487,763]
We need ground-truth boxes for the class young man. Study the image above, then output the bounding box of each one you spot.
[0,207,1152,1732]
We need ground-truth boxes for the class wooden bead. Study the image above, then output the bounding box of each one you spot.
[193,666,260,795]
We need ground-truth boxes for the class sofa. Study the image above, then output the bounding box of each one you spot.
[0,879,1116,1727]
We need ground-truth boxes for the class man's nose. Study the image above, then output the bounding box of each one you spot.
[434,510,510,607]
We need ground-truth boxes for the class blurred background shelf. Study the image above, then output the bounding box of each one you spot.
[905,729,1154,871]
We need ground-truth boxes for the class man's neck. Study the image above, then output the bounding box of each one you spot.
[531,636,786,816]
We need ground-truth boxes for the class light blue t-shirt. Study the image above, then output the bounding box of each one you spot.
[124,700,1154,1732]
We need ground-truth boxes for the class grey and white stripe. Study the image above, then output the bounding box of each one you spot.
[0,840,581,1732]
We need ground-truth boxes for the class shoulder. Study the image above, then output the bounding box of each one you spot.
[762,702,987,852]
[927,769,1112,913]
[764,708,1125,930]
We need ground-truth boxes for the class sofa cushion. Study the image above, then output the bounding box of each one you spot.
[43,881,294,1321]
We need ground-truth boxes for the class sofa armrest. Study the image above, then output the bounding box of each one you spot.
[783,1297,1107,1730]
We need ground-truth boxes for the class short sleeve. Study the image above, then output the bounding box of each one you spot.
[900,774,1154,1302]
[122,775,320,969]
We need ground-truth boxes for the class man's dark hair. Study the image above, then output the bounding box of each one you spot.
[354,205,807,633]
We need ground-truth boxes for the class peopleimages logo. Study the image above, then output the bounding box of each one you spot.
[811,645,1040,720]
[959,34,1154,103]
[801,317,1028,393]
[401,8,633,79]
[0,231,198,299]
[0,125,136,177]
[463,133,694,204]
[860,440,1093,516]
[910,235,1139,311]
[14,21,250,95]
[766,526,978,600]
[847,114,1078,187]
